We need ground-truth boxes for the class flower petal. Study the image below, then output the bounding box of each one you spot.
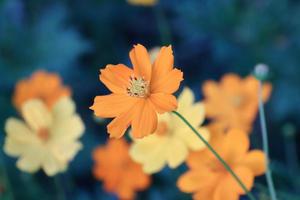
[21,99,52,131]
[149,93,177,113]
[225,166,254,194]
[99,64,133,93]
[179,127,210,151]
[166,138,188,168]
[151,45,174,79]
[239,150,266,176]
[177,168,217,192]
[42,152,66,176]
[129,135,167,174]
[131,100,158,138]
[223,129,249,163]
[50,114,85,143]
[52,97,75,119]
[107,108,135,138]
[16,151,43,173]
[150,69,183,94]
[129,44,152,80]
[90,94,137,118]
[213,179,240,200]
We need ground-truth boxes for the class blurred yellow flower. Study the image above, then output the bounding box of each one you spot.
[129,87,209,174]
[127,0,157,6]
[4,97,84,176]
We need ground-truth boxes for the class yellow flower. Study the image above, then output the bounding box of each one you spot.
[127,0,157,6]
[4,97,84,176]
[129,87,209,174]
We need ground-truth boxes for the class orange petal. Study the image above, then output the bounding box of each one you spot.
[202,80,220,98]
[90,94,137,118]
[220,73,241,92]
[100,64,133,94]
[149,93,177,113]
[223,129,249,163]
[239,150,266,176]
[129,44,152,80]
[107,109,135,138]
[131,100,158,138]
[213,179,240,200]
[225,166,254,194]
[150,69,183,94]
[262,83,272,102]
[177,169,217,192]
[151,45,174,79]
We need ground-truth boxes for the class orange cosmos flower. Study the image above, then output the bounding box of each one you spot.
[202,73,272,132]
[13,71,71,109]
[93,139,151,200]
[177,128,266,200]
[90,44,183,138]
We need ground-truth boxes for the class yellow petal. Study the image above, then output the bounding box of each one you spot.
[42,151,66,176]
[21,99,52,131]
[130,135,167,174]
[50,114,85,143]
[4,118,40,156]
[52,97,75,119]
[178,127,210,151]
[16,151,43,173]
[166,138,188,168]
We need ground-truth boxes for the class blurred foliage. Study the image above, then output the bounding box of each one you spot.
[0,0,299,199]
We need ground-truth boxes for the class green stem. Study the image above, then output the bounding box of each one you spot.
[172,111,256,200]
[258,81,278,200]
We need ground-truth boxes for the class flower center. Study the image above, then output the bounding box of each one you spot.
[127,76,149,98]
[37,128,50,142]
[156,122,169,136]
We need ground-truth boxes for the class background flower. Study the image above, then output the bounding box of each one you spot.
[203,74,272,132]
[129,87,209,174]
[4,97,84,176]
[177,129,266,200]
[93,139,151,200]
[13,71,71,110]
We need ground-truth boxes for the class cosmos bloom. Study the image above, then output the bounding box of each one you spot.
[90,44,183,138]
[4,97,84,176]
[202,74,272,132]
[127,0,158,6]
[177,129,266,200]
[129,87,209,174]
[93,139,151,200]
[13,71,71,110]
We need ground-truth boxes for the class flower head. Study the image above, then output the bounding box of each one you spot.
[127,0,158,6]
[13,71,71,110]
[202,73,272,132]
[90,44,183,138]
[129,87,209,174]
[4,97,84,176]
[93,139,151,200]
[177,128,266,200]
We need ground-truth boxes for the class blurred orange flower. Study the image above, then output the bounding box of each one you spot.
[93,139,151,200]
[90,44,183,138]
[13,71,71,109]
[177,129,266,200]
[202,74,272,132]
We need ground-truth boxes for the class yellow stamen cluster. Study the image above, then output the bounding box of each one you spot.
[127,76,149,98]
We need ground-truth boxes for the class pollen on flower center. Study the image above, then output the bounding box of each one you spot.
[127,76,149,98]
[37,128,50,142]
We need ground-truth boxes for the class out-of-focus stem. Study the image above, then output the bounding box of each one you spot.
[258,81,278,200]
